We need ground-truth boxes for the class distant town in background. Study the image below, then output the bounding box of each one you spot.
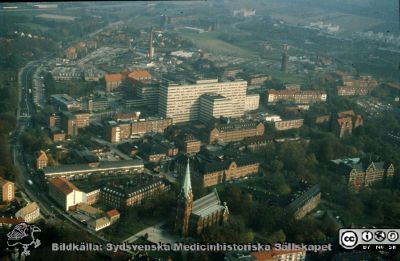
[0,1,399,261]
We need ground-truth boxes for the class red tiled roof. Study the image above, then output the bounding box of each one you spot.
[66,47,76,53]
[104,73,123,83]
[127,70,152,80]
[106,209,120,218]
[0,217,24,225]
[252,249,305,260]
[113,112,139,121]
[49,177,79,195]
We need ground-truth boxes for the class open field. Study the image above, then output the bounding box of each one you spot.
[268,69,307,84]
[18,22,51,31]
[178,31,257,58]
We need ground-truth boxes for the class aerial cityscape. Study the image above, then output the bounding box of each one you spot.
[0,1,399,260]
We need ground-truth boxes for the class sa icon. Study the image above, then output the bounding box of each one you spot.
[341,231,358,249]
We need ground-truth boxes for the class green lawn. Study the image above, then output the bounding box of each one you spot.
[103,216,159,242]
[18,22,51,32]
[267,69,307,84]
[178,31,257,58]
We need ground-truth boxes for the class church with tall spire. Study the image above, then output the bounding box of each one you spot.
[174,160,229,237]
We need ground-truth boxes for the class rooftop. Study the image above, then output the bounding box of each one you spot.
[128,70,152,80]
[89,216,110,228]
[106,209,120,218]
[331,158,392,174]
[104,73,123,83]
[102,178,169,198]
[44,159,144,176]
[287,184,321,211]
[337,110,356,118]
[212,120,262,132]
[49,177,80,195]
[192,189,227,218]
[200,93,229,101]
[77,203,103,216]
[16,202,39,216]
[268,89,326,95]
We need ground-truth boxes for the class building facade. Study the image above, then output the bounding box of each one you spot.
[15,202,40,223]
[104,73,123,92]
[331,158,395,191]
[245,74,272,86]
[199,93,234,124]
[85,189,101,205]
[65,47,77,60]
[267,89,327,104]
[244,94,260,111]
[35,150,48,170]
[335,110,363,138]
[101,180,170,209]
[175,134,201,155]
[106,209,120,224]
[52,67,82,81]
[105,117,172,143]
[61,111,90,137]
[208,121,265,144]
[0,179,14,203]
[198,158,260,188]
[337,75,378,97]
[52,131,66,142]
[287,185,321,219]
[337,86,369,96]
[50,94,81,112]
[274,119,304,131]
[175,153,260,188]
[159,79,247,123]
[48,177,86,211]
[136,82,159,107]
[88,217,111,231]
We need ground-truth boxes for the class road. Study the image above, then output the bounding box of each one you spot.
[123,222,178,244]
[11,58,134,257]
[9,19,144,258]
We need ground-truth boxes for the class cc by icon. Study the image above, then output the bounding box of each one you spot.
[341,231,358,249]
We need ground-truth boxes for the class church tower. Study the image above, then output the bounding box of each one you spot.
[174,159,193,237]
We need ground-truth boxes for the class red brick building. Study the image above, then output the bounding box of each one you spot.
[175,134,201,155]
[174,162,229,237]
[208,120,264,144]
[335,110,363,138]
[35,150,48,170]
[104,73,123,92]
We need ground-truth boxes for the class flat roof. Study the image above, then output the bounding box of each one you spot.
[44,159,144,177]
